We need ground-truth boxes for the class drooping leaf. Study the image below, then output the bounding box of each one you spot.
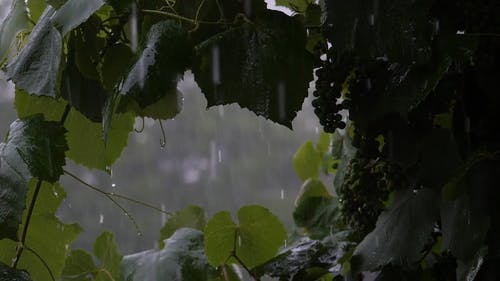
[294,179,332,207]
[94,232,122,281]
[0,181,82,281]
[122,228,219,281]
[352,189,440,272]
[0,0,30,62]
[7,7,61,97]
[15,89,67,121]
[2,114,68,182]
[293,141,322,181]
[194,10,314,127]
[65,108,134,171]
[120,20,192,110]
[60,250,97,281]
[205,205,287,268]
[159,205,207,247]
[124,89,183,120]
[0,262,32,281]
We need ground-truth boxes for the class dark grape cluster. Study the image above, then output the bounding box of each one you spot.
[312,48,353,133]
[337,157,405,238]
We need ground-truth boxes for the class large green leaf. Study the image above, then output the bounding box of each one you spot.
[60,250,97,281]
[0,181,82,281]
[293,141,322,181]
[100,43,134,91]
[159,205,207,247]
[7,7,61,97]
[0,0,29,62]
[0,262,32,281]
[120,20,192,111]
[352,189,440,272]
[1,114,68,183]
[122,228,219,281]
[94,232,122,281]
[15,89,67,121]
[204,205,287,268]
[194,10,314,127]
[65,108,134,170]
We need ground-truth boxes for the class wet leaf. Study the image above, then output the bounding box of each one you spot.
[0,181,82,281]
[120,20,192,110]
[159,205,207,247]
[0,0,30,62]
[352,189,440,272]
[2,114,68,183]
[27,0,47,22]
[293,141,322,181]
[52,0,104,36]
[122,228,218,281]
[94,232,122,281]
[60,250,97,281]
[0,262,32,281]
[194,10,314,127]
[100,43,134,91]
[7,7,61,97]
[205,205,287,268]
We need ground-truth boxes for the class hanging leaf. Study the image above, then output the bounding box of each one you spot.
[0,0,30,62]
[51,0,104,36]
[7,7,61,97]
[122,228,219,281]
[0,182,82,281]
[204,205,287,268]
[0,262,32,281]
[120,20,192,110]
[65,108,134,171]
[352,189,439,272]
[100,43,134,91]
[15,89,67,122]
[194,10,314,127]
[159,205,207,247]
[293,141,322,181]
[1,114,68,183]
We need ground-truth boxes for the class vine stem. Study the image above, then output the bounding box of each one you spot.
[63,169,173,216]
[141,9,220,25]
[226,229,260,281]
[13,180,42,268]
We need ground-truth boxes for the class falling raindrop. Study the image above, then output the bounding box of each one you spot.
[218,149,222,163]
[212,46,221,85]
[137,231,143,237]
[111,183,116,188]
[130,3,138,53]
[99,214,104,224]
[369,14,375,25]
[238,235,242,247]
[284,240,287,247]
[161,204,167,225]
[433,19,440,35]
[218,105,225,117]
[366,78,372,90]
[315,126,319,134]
[65,244,69,251]
[280,189,285,200]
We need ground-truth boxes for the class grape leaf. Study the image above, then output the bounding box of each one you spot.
[15,89,67,122]
[120,20,192,110]
[51,0,104,36]
[60,250,97,281]
[293,141,322,181]
[204,205,287,268]
[65,108,134,171]
[0,262,32,281]
[0,0,30,62]
[94,232,122,281]
[1,114,68,183]
[159,205,207,247]
[122,228,219,281]
[193,10,314,127]
[100,43,134,91]
[7,7,61,97]
[27,0,47,22]
[352,189,439,272]
[0,181,82,281]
